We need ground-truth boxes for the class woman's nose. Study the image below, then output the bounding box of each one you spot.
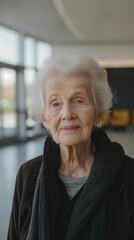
[61,103,76,120]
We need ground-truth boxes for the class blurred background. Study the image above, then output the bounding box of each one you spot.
[0,0,134,239]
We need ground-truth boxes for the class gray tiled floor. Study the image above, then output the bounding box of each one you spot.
[0,130,134,240]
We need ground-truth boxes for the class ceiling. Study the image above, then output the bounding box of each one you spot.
[0,0,134,44]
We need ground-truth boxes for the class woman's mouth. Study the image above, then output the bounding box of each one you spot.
[60,126,80,131]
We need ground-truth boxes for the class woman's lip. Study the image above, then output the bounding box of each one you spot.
[60,126,80,130]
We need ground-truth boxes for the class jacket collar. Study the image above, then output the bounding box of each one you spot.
[65,128,125,239]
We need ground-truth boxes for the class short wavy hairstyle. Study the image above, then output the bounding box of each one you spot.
[30,56,113,126]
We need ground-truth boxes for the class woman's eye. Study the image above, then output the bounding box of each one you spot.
[51,101,61,108]
[73,98,85,106]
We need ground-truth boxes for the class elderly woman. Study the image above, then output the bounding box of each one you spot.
[8,56,134,240]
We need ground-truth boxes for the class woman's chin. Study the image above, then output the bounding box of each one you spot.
[57,135,85,146]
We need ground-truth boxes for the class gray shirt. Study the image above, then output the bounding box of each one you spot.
[59,173,88,200]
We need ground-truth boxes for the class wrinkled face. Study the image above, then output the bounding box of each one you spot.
[43,74,100,146]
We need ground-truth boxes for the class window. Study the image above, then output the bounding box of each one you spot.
[0,68,17,138]
[0,26,19,65]
[24,68,36,130]
[24,37,36,67]
[0,25,53,143]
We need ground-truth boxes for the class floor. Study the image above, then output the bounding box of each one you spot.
[0,129,134,240]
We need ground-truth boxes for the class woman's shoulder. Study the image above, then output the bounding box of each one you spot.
[8,156,43,239]
[21,155,42,173]
[14,156,43,205]
[17,155,43,185]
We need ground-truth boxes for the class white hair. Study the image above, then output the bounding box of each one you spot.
[30,56,113,126]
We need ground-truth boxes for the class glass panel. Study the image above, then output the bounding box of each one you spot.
[0,26,19,65]
[24,37,36,67]
[0,68,17,139]
[24,68,37,135]
[37,41,53,69]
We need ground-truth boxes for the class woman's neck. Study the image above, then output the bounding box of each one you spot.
[59,140,94,178]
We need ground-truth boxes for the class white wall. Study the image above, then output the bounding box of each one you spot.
[53,44,134,67]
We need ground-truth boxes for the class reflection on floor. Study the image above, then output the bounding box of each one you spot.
[0,130,134,240]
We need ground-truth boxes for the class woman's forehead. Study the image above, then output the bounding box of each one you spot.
[44,75,92,100]
[44,73,91,89]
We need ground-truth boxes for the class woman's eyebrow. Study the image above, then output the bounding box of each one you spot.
[47,90,90,101]
[48,93,59,100]
[72,91,85,96]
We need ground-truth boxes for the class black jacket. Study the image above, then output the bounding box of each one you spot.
[8,129,134,240]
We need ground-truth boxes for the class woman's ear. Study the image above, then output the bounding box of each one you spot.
[42,114,49,129]
[94,114,101,126]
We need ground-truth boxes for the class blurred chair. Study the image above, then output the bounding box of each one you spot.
[129,111,134,126]
[110,109,129,127]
